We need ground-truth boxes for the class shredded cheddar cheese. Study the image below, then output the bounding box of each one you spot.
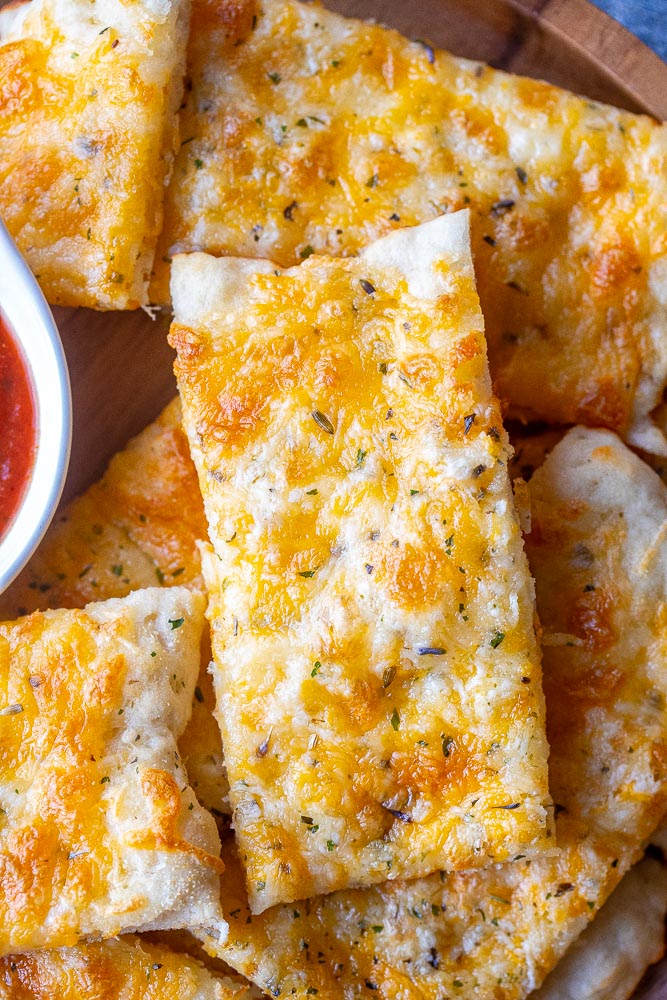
[0,587,225,954]
[199,428,667,999]
[0,0,189,308]
[170,213,551,912]
[154,0,667,453]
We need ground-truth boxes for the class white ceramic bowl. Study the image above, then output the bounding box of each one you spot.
[0,219,71,596]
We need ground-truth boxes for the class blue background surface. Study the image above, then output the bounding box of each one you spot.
[592,0,667,61]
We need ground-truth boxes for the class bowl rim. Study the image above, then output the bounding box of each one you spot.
[0,220,72,598]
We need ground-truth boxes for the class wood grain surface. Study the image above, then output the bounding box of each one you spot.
[4,0,667,994]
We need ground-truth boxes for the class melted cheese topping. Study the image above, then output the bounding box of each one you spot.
[0,398,206,619]
[0,587,226,954]
[170,213,551,912]
[0,0,188,308]
[0,935,260,1000]
[0,399,228,819]
[154,0,667,453]
[200,428,667,998]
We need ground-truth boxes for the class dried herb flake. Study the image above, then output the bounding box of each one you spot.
[312,410,335,434]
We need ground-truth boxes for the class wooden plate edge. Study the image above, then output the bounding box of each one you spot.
[509,0,667,120]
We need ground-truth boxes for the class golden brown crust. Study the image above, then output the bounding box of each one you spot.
[154,0,667,452]
[199,429,667,998]
[0,587,226,955]
[0,935,260,999]
[171,215,551,911]
[0,0,189,308]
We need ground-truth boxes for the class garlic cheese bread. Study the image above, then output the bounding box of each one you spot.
[0,936,259,1000]
[170,212,551,911]
[0,0,189,308]
[0,398,228,819]
[0,587,226,955]
[199,428,667,998]
[154,0,667,453]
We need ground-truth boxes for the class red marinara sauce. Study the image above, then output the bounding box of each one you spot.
[0,314,36,539]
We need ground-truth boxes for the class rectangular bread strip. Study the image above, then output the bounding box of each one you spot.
[0,586,226,954]
[0,397,228,818]
[198,428,667,998]
[170,211,551,911]
[153,0,667,454]
[0,935,261,999]
[0,0,189,308]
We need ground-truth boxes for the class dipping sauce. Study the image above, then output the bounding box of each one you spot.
[0,315,36,539]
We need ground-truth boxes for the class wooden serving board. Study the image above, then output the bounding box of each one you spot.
[20,0,667,995]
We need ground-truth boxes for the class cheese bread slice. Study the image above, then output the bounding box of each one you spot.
[0,936,259,1000]
[0,935,260,999]
[0,0,189,308]
[198,428,667,998]
[0,586,226,955]
[170,211,551,911]
[154,0,667,453]
[0,398,228,819]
